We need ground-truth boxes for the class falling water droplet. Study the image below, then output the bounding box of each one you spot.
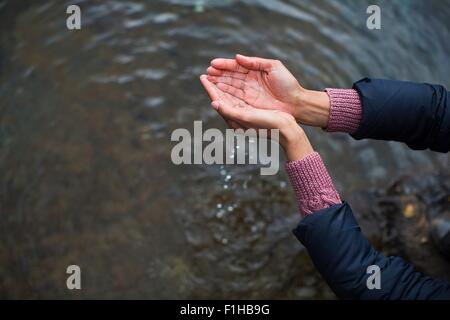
[194,0,205,13]
[216,210,225,218]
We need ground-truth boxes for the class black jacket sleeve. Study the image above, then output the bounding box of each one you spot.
[293,202,450,299]
[352,78,450,152]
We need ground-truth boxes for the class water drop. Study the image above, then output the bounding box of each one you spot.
[216,210,225,218]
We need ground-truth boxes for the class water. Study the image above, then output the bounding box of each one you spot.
[0,0,449,299]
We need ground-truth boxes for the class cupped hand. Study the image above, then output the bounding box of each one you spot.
[206,55,332,128]
[200,74,294,133]
[200,75,313,161]
[206,54,304,118]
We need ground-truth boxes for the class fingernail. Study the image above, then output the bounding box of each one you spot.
[211,101,219,110]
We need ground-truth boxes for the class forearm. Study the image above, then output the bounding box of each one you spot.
[283,90,357,215]
[294,89,331,128]
[280,124,314,162]
[281,128,341,216]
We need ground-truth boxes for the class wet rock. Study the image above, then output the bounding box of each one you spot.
[349,171,450,282]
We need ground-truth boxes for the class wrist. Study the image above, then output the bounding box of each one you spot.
[293,89,331,128]
[281,125,314,162]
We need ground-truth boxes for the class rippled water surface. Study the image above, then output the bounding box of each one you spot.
[0,0,449,299]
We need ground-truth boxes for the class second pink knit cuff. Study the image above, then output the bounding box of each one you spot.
[285,152,342,216]
[324,88,363,134]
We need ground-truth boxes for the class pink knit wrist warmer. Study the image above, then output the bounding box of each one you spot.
[324,88,362,134]
[285,152,342,216]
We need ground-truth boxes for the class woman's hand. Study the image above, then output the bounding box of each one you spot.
[206,54,331,128]
[200,75,314,162]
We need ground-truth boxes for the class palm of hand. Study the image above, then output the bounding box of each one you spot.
[212,86,296,131]
[207,64,300,116]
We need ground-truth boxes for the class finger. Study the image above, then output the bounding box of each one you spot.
[235,54,275,71]
[201,80,236,130]
[206,66,223,76]
[200,76,232,114]
[215,85,237,103]
[212,100,250,123]
[228,120,246,130]
[210,58,249,73]
[219,110,248,131]
[216,82,245,100]
[224,117,236,129]
[208,75,245,90]
[208,76,245,96]
[207,67,247,79]
[199,75,220,101]
[229,117,249,130]
[215,88,247,109]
